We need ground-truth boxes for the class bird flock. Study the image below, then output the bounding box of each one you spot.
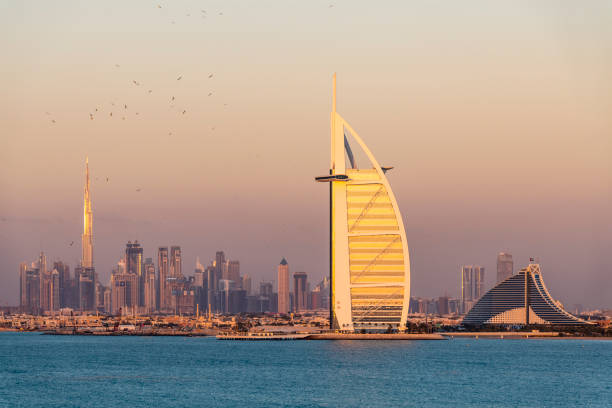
[46,3,229,128]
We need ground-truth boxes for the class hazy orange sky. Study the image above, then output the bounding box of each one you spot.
[1,1,611,308]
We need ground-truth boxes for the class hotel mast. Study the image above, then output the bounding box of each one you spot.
[316,74,411,332]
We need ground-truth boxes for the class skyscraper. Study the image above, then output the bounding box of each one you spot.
[315,75,410,331]
[170,246,182,278]
[19,262,27,312]
[125,241,144,307]
[38,252,47,312]
[473,266,485,300]
[144,258,156,314]
[158,247,169,312]
[226,260,240,284]
[241,274,252,295]
[293,272,308,313]
[461,265,485,314]
[78,158,96,312]
[497,252,513,283]
[461,266,473,314]
[110,271,138,315]
[214,251,225,291]
[277,258,290,314]
[82,157,93,269]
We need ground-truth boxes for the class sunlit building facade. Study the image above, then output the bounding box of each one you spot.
[277,258,290,314]
[316,75,410,331]
[463,263,592,326]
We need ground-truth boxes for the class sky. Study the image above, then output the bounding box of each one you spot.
[1,1,611,308]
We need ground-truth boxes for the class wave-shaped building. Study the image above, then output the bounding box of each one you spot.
[463,263,591,326]
[316,75,410,332]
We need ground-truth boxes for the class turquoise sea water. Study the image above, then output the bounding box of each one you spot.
[0,333,610,407]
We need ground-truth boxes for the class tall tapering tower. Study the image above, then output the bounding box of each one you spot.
[82,157,94,268]
[316,74,411,332]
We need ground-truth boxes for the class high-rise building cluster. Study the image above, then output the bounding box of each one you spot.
[18,248,330,316]
[15,158,328,317]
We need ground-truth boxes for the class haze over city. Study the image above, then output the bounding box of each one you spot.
[1,1,611,309]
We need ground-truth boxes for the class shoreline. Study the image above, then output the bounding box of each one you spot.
[2,329,610,340]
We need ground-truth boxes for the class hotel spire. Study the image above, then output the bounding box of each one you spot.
[82,156,93,268]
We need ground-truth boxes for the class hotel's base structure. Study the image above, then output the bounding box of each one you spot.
[316,75,410,332]
[463,263,592,327]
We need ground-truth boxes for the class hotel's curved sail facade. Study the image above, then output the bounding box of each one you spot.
[317,75,410,331]
[463,263,591,326]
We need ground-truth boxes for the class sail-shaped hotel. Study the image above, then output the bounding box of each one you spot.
[316,75,410,332]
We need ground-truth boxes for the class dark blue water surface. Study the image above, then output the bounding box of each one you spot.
[0,333,610,407]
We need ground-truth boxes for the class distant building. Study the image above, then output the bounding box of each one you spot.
[125,241,144,306]
[226,260,240,283]
[144,258,156,314]
[25,266,40,314]
[103,286,112,314]
[214,251,225,292]
[81,157,94,269]
[170,246,182,278]
[111,272,138,315]
[497,252,513,283]
[19,262,27,312]
[461,265,485,314]
[293,272,308,313]
[438,296,450,315]
[277,258,290,314]
[473,266,485,300]
[463,262,592,326]
[158,247,169,312]
[241,274,252,295]
[77,267,96,312]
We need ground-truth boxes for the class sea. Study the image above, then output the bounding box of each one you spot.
[0,332,610,407]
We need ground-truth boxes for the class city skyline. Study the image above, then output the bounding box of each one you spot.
[1,2,611,309]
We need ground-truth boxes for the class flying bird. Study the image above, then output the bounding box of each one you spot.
[135,112,139,115]
[106,177,109,182]
[133,80,140,86]
[122,116,125,120]
[51,119,56,123]
[208,92,213,96]
[176,75,182,81]
[208,73,213,78]
[182,110,186,114]
[148,89,152,93]
[69,241,74,246]
[90,114,94,120]
[115,64,120,67]
[110,112,113,117]
[157,4,162,8]
[171,96,175,101]
[136,188,141,192]
[124,104,128,109]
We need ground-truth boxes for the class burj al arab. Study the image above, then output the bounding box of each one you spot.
[316,75,410,332]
